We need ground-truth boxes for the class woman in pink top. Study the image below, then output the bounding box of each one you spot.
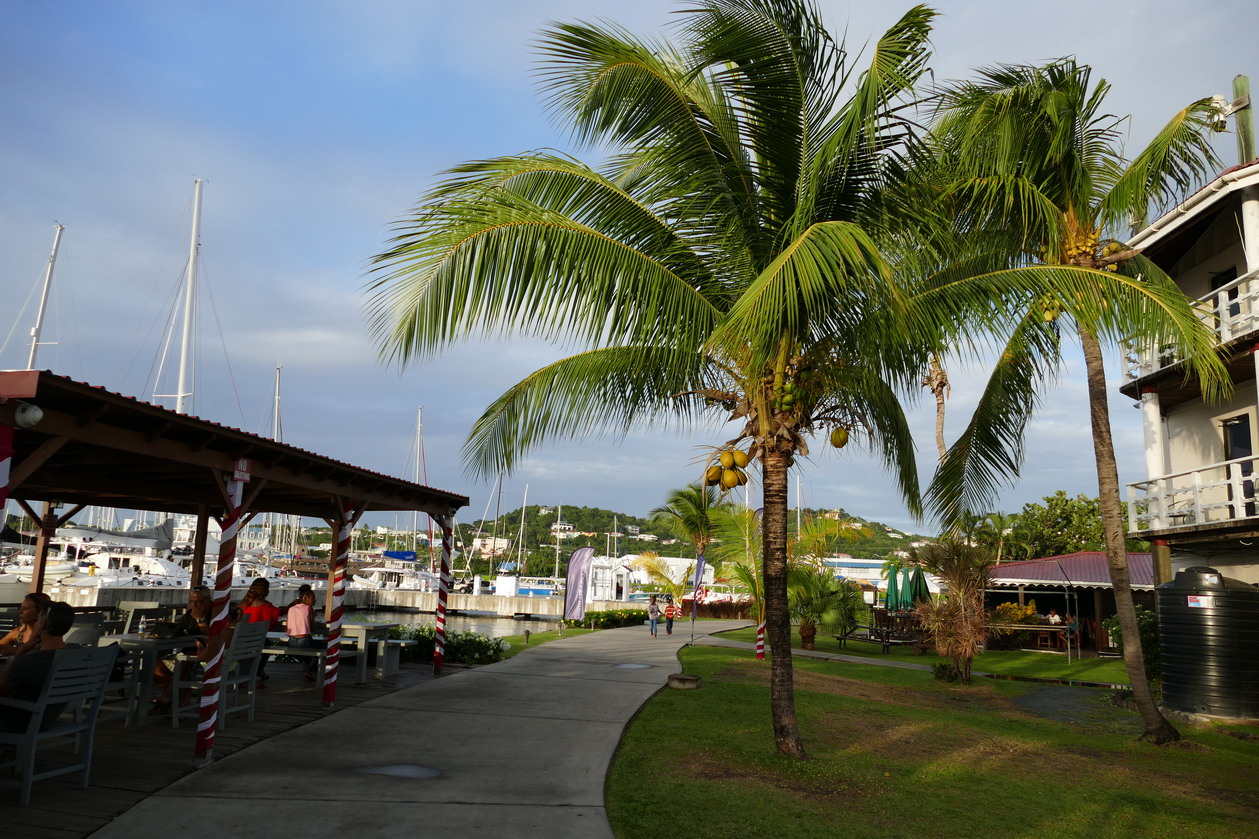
[286,590,318,681]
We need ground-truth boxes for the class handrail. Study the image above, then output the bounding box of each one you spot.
[1127,453,1259,533]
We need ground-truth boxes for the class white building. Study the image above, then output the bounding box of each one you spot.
[1121,112,1259,585]
[471,536,512,556]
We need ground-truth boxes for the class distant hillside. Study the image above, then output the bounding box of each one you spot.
[470,504,931,560]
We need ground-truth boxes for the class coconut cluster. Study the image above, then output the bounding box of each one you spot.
[705,448,750,490]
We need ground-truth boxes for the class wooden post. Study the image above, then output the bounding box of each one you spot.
[29,501,57,594]
[1151,539,1172,585]
[196,474,246,761]
[190,505,210,587]
[434,514,453,675]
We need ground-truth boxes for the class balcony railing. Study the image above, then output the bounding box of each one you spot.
[1127,454,1259,533]
[1123,267,1259,381]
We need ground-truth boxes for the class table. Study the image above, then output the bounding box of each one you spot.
[342,622,399,679]
[988,623,1080,654]
[265,631,370,685]
[98,633,197,726]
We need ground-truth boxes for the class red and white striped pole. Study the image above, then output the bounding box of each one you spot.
[433,514,453,675]
[322,515,351,708]
[196,475,244,761]
[756,621,766,660]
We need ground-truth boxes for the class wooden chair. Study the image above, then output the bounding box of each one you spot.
[170,620,269,729]
[0,646,117,806]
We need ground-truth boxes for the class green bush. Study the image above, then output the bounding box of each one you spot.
[563,609,648,630]
[388,623,508,665]
[1102,605,1160,678]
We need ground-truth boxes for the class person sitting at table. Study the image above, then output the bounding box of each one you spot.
[0,601,74,732]
[1062,613,1079,647]
[0,592,52,656]
[286,589,319,682]
[240,578,281,682]
[1046,609,1063,625]
[150,585,215,699]
[152,604,242,711]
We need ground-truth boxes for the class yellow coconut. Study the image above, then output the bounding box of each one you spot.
[830,427,849,449]
[720,468,740,489]
[732,449,749,468]
[735,468,749,486]
[705,465,722,485]
[720,450,735,469]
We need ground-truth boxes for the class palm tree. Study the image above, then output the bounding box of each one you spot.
[709,505,765,655]
[650,484,724,560]
[366,1,952,758]
[928,59,1231,742]
[787,565,859,650]
[630,552,694,603]
[912,537,992,684]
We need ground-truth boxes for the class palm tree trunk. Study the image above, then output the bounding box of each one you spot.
[1080,330,1180,744]
[761,448,806,758]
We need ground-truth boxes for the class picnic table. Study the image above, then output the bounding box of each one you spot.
[836,610,931,655]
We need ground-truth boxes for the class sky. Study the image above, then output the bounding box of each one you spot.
[1,0,1255,535]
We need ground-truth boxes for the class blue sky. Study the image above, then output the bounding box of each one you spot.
[1,1,1254,533]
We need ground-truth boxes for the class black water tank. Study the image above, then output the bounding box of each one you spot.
[1157,566,1259,718]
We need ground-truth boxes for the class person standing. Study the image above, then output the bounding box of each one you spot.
[647,595,660,638]
[663,596,680,636]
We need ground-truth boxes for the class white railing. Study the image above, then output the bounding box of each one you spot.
[1127,454,1259,533]
[1124,267,1259,380]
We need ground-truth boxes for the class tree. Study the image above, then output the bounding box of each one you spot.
[650,484,725,560]
[1012,492,1104,557]
[630,552,695,603]
[367,1,965,758]
[913,537,992,684]
[786,565,861,650]
[929,59,1231,742]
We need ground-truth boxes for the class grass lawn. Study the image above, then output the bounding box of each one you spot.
[606,645,1259,839]
[497,626,593,659]
[716,626,1131,684]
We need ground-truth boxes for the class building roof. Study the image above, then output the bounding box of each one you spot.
[0,369,467,522]
[988,552,1155,591]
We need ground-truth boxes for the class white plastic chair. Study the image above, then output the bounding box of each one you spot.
[0,645,117,806]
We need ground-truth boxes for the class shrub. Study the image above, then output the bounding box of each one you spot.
[563,609,648,630]
[987,600,1039,650]
[388,623,507,665]
[1102,605,1160,678]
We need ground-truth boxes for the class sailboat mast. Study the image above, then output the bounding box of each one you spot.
[175,179,203,415]
[553,503,562,578]
[517,484,529,576]
[26,223,65,370]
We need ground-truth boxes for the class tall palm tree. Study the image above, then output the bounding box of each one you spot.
[650,484,724,560]
[367,1,954,758]
[928,59,1231,742]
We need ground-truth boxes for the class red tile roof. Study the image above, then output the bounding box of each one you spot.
[989,552,1154,590]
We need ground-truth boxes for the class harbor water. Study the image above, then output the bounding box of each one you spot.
[352,608,561,639]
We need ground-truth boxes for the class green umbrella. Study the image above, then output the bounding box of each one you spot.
[884,568,900,610]
[908,567,931,605]
[898,569,914,610]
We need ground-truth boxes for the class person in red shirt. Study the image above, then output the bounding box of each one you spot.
[240,578,281,681]
[663,597,680,636]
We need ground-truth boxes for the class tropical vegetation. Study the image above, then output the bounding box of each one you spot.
[366,0,1229,755]
[911,537,993,683]
[926,58,1229,742]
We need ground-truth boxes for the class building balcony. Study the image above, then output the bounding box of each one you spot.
[1123,267,1259,382]
[1127,455,1259,535]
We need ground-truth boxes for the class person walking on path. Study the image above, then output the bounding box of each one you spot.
[647,595,661,638]
[663,596,680,636]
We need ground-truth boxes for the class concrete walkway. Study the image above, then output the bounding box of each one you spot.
[90,620,750,839]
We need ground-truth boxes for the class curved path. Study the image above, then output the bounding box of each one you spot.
[90,620,750,839]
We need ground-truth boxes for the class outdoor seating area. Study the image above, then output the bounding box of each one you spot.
[836,608,932,655]
[0,595,413,810]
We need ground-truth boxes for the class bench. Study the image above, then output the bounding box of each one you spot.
[263,642,364,686]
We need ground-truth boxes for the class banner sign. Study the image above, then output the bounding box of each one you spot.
[563,547,596,621]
